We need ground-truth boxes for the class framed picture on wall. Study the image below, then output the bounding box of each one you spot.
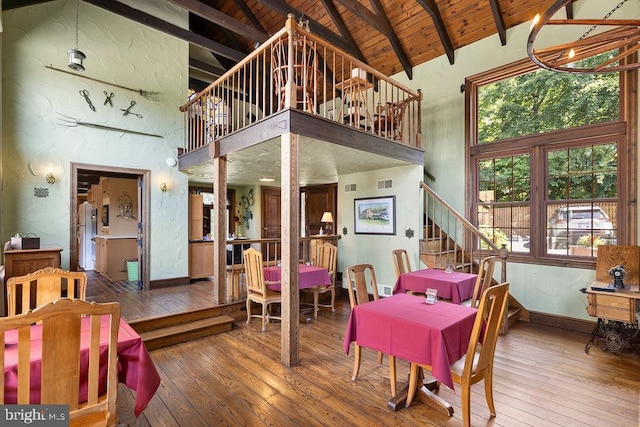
[354,196,396,235]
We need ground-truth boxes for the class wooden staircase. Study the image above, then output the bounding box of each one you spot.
[420,182,529,332]
[128,304,244,350]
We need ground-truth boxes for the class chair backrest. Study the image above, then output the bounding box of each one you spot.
[6,267,87,316]
[244,248,267,297]
[315,243,337,284]
[271,36,320,109]
[470,256,496,308]
[462,282,509,381]
[392,249,412,278]
[346,264,379,308]
[0,298,121,426]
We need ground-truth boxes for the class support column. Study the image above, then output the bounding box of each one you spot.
[281,132,300,366]
[212,155,228,305]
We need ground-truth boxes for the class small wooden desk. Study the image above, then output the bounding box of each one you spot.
[585,282,640,353]
[2,246,62,316]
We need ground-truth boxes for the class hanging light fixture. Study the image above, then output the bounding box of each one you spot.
[67,0,86,71]
[527,0,638,73]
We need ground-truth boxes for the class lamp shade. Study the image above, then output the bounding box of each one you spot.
[321,211,334,223]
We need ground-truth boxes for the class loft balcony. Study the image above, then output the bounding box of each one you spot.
[178,14,424,172]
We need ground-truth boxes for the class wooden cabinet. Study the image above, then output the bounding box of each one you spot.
[587,286,640,323]
[189,241,214,278]
[189,194,204,241]
[94,237,137,281]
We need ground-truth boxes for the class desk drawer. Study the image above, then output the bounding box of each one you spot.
[587,293,636,323]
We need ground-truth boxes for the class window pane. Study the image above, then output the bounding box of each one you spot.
[478,70,619,144]
[546,143,618,257]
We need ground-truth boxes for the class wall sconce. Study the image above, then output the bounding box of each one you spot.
[160,181,168,193]
[45,171,56,185]
[321,211,334,235]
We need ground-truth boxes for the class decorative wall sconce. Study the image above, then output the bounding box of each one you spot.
[45,171,56,185]
[160,181,168,193]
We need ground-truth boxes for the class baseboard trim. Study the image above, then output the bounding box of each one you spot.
[150,276,191,289]
[529,310,596,334]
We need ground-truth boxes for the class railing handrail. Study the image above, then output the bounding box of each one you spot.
[420,181,501,253]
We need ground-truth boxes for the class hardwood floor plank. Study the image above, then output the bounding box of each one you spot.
[87,274,640,427]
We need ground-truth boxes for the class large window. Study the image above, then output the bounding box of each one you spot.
[468,58,633,266]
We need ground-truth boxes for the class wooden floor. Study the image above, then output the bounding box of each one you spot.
[93,280,640,427]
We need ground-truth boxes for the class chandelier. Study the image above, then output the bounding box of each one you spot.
[527,0,639,73]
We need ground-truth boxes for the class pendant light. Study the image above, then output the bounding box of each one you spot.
[67,0,86,71]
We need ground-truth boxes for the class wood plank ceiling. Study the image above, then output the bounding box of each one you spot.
[5,0,562,85]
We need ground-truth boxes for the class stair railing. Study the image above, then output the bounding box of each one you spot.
[420,181,508,283]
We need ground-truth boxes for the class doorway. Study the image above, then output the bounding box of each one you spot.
[70,163,150,291]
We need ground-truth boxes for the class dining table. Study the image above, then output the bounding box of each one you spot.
[3,316,161,418]
[393,268,478,304]
[263,264,331,291]
[344,293,477,410]
[263,264,331,323]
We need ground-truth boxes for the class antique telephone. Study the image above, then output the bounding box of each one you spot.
[608,264,627,289]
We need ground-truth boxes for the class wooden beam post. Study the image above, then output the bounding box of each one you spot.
[212,155,228,305]
[280,132,300,366]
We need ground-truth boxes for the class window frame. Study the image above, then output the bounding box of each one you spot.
[465,58,636,268]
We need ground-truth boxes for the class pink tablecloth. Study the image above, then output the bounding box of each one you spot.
[344,293,477,389]
[393,269,477,304]
[263,264,331,291]
[3,317,161,417]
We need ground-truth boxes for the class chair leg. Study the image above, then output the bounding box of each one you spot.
[261,302,267,332]
[388,355,396,396]
[405,363,420,407]
[376,351,383,367]
[484,368,496,416]
[461,380,471,427]
[351,344,362,381]
[246,298,251,326]
[330,286,335,312]
[313,288,319,318]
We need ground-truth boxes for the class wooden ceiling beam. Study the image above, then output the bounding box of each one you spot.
[565,1,574,19]
[254,0,357,57]
[416,0,455,65]
[169,0,269,43]
[233,0,269,35]
[83,0,246,62]
[488,0,507,46]
[189,57,226,77]
[368,0,413,79]
[320,0,365,63]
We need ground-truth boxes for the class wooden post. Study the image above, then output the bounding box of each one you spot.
[281,132,300,366]
[212,155,228,305]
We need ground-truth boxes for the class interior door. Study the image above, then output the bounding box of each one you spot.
[304,184,337,235]
[261,186,281,261]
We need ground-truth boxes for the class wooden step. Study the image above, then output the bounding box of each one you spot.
[139,315,234,350]
[507,306,521,329]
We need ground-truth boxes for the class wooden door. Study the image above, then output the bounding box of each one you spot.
[304,184,336,235]
[262,187,281,261]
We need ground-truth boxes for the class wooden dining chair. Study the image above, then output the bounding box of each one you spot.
[405,282,510,427]
[302,242,337,318]
[244,248,282,332]
[373,100,409,141]
[271,35,321,113]
[392,248,412,279]
[462,256,496,308]
[0,298,121,427]
[346,263,396,396]
[6,267,87,316]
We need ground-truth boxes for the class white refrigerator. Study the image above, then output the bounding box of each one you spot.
[78,201,96,270]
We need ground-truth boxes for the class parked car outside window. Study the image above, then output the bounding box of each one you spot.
[548,206,615,249]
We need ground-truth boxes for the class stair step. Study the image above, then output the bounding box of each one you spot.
[140,315,234,350]
[507,307,521,328]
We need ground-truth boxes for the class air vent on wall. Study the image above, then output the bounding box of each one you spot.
[344,183,357,192]
[377,179,392,190]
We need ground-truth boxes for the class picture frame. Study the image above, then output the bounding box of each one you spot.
[354,196,396,235]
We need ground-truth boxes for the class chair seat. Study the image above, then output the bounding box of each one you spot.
[450,349,480,377]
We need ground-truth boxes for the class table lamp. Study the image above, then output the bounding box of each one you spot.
[321,211,334,235]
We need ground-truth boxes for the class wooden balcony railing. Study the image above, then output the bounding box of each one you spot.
[179,14,422,154]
